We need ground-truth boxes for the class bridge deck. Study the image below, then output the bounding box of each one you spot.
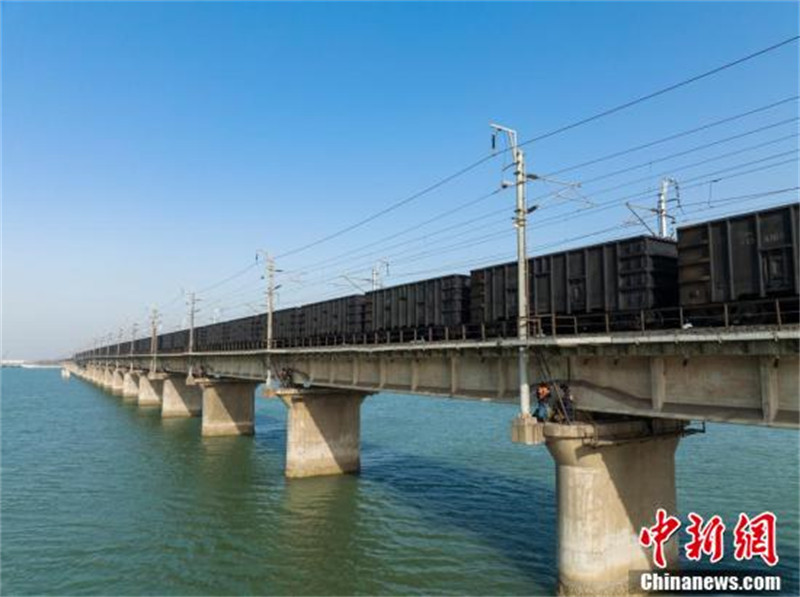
[76,325,800,429]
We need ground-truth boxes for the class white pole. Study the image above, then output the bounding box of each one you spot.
[658,178,669,238]
[514,142,531,417]
[188,292,197,353]
[149,307,159,374]
[258,251,276,386]
[265,255,275,350]
[129,322,137,370]
[491,123,531,417]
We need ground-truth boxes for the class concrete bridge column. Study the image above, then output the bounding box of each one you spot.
[102,367,114,390]
[162,375,202,418]
[122,371,140,401]
[279,389,369,479]
[138,373,166,407]
[543,418,685,597]
[198,379,258,436]
[111,368,125,396]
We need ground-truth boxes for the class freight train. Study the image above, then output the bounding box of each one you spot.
[78,203,798,359]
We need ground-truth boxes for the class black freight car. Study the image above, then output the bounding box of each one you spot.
[158,329,189,353]
[471,235,678,333]
[196,319,233,351]
[365,274,470,339]
[196,314,264,351]
[272,308,300,345]
[678,203,799,324]
[297,295,365,342]
[133,337,150,355]
[193,309,303,350]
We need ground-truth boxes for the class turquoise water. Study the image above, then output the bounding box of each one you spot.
[1,368,798,595]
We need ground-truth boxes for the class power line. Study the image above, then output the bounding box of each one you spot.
[292,188,505,274]
[297,142,799,280]
[518,36,799,148]
[274,36,798,261]
[368,153,798,273]
[575,121,797,187]
[545,95,798,178]
[275,154,499,260]
[287,97,798,279]
[197,260,260,294]
[297,126,798,276]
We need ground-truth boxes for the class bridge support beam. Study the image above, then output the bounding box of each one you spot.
[162,376,202,418]
[544,418,684,597]
[279,389,369,479]
[138,373,165,407]
[198,379,257,436]
[122,371,140,401]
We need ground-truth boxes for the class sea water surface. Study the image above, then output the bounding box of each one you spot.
[1,368,798,596]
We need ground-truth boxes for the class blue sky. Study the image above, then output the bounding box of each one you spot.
[2,1,798,359]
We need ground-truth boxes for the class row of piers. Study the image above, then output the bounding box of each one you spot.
[66,362,686,596]
[68,363,367,481]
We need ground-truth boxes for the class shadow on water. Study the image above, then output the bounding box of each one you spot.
[363,446,558,585]
[250,399,558,594]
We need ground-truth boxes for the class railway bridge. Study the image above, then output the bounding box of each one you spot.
[68,324,799,596]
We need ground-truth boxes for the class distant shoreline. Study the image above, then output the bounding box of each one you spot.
[1,364,62,369]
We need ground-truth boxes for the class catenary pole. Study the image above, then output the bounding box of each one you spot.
[490,123,532,416]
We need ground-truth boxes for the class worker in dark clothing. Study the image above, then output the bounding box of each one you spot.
[555,383,575,423]
[534,382,551,422]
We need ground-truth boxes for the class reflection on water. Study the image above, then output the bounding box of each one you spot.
[1,369,797,595]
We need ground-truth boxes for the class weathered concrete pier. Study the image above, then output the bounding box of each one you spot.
[544,419,684,595]
[279,388,369,478]
[196,378,258,436]
[161,376,202,418]
[122,370,139,400]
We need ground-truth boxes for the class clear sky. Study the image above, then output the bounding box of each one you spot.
[2,1,798,359]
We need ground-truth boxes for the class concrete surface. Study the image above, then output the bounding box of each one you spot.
[544,419,684,596]
[162,375,202,418]
[280,389,368,478]
[138,374,164,407]
[198,378,257,436]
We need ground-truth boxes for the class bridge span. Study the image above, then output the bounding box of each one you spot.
[68,323,799,596]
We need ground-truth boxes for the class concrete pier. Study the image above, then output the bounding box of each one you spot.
[279,389,368,479]
[102,367,114,390]
[162,375,202,418]
[111,369,125,396]
[544,418,684,597]
[198,379,257,436]
[138,373,165,407]
[122,371,140,401]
